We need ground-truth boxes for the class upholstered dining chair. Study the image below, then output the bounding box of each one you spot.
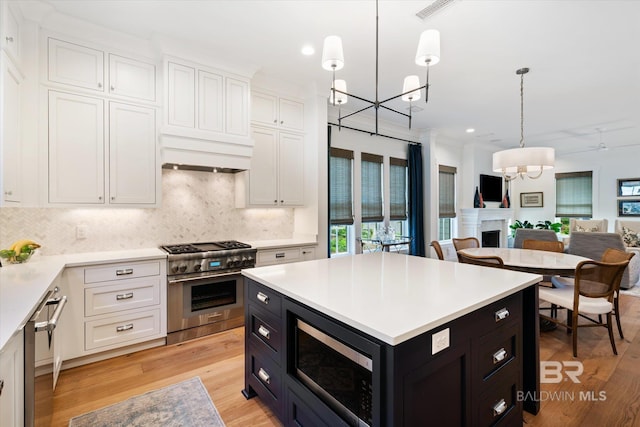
[458,252,504,269]
[551,248,635,340]
[539,249,631,357]
[452,237,480,262]
[522,239,564,253]
[430,240,445,260]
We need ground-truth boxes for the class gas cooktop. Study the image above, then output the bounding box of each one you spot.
[161,240,252,255]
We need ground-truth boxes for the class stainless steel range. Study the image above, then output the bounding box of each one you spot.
[161,241,256,344]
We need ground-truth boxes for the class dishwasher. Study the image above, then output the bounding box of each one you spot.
[24,286,67,427]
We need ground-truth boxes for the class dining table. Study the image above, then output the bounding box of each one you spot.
[457,247,591,276]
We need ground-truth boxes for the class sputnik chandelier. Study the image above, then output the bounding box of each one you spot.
[322,0,441,134]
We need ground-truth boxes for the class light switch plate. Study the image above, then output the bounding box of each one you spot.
[432,328,450,355]
[76,225,88,240]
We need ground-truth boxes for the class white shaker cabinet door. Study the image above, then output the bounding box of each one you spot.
[251,91,278,127]
[48,91,105,204]
[248,127,278,206]
[167,62,195,128]
[0,329,24,427]
[277,132,304,206]
[48,38,104,92]
[225,77,249,136]
[1,55,22,203]
[1,2,20,63]
[108,54,156,101]
[278,98,304,131]
[109,102,156,204]
[198,69,223,133]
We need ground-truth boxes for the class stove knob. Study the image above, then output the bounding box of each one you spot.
[194,264,202,271]
[171,265,180,274]
[178,264,187,273]
[230,257,240,267]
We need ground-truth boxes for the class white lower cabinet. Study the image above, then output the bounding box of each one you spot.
[0,329,24,427]
[236,126,304,207]
[48,90,157,205]
[61,258,166,362]
[256,245,316,267]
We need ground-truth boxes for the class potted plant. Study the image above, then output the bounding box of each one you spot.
[509,220,534,237]
[535,220,562,233]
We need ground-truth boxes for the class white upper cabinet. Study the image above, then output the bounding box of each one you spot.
[109,102,156,204]
[108,54,156,101]
[251,90,304,131]
[277,131,304,206]
[1,2,21,64]
[1,53,22,204]
[246,127,278,205]
[48,91,105,204]
[167,61,195,127]
[48,38,105,92]
[165,58,249,137]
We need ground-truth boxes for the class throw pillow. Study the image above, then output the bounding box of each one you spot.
[575,224,599,232]
[622,226,640,247]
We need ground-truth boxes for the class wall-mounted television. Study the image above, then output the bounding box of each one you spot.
[480,174,503,202]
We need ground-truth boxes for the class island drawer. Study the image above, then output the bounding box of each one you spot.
[286,382,351,427]
[474,374,519,427]
[248,280,282,318]
[84,260,161,284]
[474,322,519,385]
[84,308,161,350]
[248,304,282,356]
[84,276,161,316]
[248,343,282,417]
[473,292,521,333]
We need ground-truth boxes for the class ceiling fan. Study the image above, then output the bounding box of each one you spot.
[562,128,640,155]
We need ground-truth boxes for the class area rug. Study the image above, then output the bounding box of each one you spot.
[68,377,225,427]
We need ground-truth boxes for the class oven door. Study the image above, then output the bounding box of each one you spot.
[167,272,244,333]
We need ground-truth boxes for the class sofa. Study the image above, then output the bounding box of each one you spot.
[569,218,608,233]
[567,231,639,289]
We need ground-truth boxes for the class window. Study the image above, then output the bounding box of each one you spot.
[390,158,407,221]
[438,165,456,240]
[330,148,354,256]
[555,171,593,218]
[361,153,383,222]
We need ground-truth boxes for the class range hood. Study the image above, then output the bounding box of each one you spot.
[160,126,254,172]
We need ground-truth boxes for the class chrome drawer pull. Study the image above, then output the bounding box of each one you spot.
[495,308,510,322]
[116,323,134,332]
[116,292,134,300]
[258,368,270,384]
[493,348,507,364]
[258,325,271,340]
[116,268,133,276]
[256,292,269,304]
[493,399,507,416]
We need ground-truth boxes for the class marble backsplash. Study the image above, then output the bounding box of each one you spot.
[0,169,295,255]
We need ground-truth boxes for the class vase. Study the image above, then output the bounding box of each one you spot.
[474,186,481,208]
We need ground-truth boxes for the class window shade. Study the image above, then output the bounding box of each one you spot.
[555,171,593,218]
[330,148,354,225]
[390,158,407,220]
[361,153,383,222]
[439,165,456,218]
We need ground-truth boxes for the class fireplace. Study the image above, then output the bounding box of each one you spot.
[482,230,500,248]
[460,209,514,248]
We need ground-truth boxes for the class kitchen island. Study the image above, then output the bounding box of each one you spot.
[242,252,542,426]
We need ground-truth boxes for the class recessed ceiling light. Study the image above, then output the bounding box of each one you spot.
[466,128,475,133]
[301,45,315,56]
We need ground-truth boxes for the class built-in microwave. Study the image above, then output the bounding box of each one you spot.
[293,318,374,427]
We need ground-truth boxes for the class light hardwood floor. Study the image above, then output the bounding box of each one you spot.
[51,294,640,427]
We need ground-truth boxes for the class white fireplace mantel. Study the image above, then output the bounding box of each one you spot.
[460,208,514,248]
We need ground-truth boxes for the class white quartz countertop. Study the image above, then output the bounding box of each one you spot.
[242,252,542,345]
[247,238,317,250]
[0,248,166,351]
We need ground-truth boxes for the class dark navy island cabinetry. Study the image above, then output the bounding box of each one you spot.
[243,277,532,427]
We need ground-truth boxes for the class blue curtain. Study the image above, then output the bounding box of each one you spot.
[408,144,425,256]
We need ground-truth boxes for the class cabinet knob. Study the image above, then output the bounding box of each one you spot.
[97,82,103,88]
[4,191,12,196]
[98,196,103,200]
[280,121,284,125]
[110,85,115,91]
[5,36,14,43]
[274,200,277,204]
[280,200,284,203]
[111,196,115,200]
[273,119,277,123]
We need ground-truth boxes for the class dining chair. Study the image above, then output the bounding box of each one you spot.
[551,248,635,339]
[522,239,564,253]
[539,249,631,357]
[458,252,504,269]
[452,237,480,262]
[513,229,558,249]
[430,240,445,260]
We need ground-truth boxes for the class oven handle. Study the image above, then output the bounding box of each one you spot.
[168,271,242,285]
